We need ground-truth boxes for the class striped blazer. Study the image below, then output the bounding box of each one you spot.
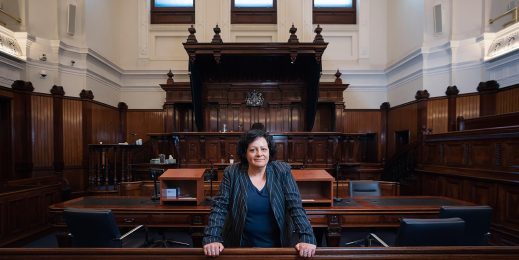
[203,161,316,247]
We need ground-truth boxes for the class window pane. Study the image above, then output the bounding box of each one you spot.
[314,0,352,8]
[154,0,193,8]
[234,0,273,8]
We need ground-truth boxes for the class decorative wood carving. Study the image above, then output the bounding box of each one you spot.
[288,24,299,43]
[211,24,223,44]
[313,25,324,44]
[415,90,430,100]
[166,69,174,84]
[183,28,328,131]
[11,80,34,92]
[149,132,371,169]
[79,89,94,100]
[334,70,342,85]
[445,85,459,96]
[50,85,65,96]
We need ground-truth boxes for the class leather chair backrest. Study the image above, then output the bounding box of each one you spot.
[349,181,381,197]
[395,217,465,246]
[64,208,122,247]
[440,205,492,246]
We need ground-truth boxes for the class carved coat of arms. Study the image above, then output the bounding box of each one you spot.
[245,90,264,107]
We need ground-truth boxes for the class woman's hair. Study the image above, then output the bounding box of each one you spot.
[250,122,265,130]
[236,129,276,165]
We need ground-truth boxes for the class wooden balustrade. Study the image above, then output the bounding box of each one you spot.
[0,247,518,259]
[148,132,374,169]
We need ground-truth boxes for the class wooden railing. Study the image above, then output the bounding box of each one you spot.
[0,247,518,260]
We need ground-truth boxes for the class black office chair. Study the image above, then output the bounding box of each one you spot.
[63,208,149,247]
[349,181,381,197]
[367,217,466,247]
[439,205,493,245]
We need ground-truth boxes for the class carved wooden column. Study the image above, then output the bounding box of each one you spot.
[477,80,499,116]
[118,102,128,143]
[80,90,94,191]
[446,86,459,132]
[160,70,193,132]
[161,70,175,132]
[380,102,390,162]
[11,80,34,178]
[51,85,65,172]
[415,90,430,164]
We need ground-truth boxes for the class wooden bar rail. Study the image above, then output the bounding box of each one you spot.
[148,132,373,169]
[0,247,519,259]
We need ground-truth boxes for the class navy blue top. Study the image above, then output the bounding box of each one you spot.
[242,176,280,247]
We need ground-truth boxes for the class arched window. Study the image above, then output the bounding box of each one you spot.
[151,0,195,24]
[231,0,277,24]
[313,0,356,24]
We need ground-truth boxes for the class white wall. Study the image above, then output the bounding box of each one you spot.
[26,0,59,40]
[2,0,519,110]
[85,0,119,65]
[387,0,424,66]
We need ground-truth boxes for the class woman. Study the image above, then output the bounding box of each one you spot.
[203,129,316,258]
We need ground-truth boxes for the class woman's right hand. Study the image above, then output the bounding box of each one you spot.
[203,242,224,257]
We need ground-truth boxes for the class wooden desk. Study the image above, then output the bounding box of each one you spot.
[49,195,473,247]
[159,168,205,205]
[292,169,334,206]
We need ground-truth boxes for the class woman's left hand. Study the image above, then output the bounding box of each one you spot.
[295,242,316,258]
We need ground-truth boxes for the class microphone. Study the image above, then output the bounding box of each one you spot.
[206,161,215,202]
[334,162,342,203]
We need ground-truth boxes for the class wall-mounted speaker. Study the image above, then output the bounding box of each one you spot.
[433,4,442,34]
[67,4,76,35]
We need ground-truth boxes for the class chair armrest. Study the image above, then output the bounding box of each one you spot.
[120,224,145,240]
[368,233,389,247]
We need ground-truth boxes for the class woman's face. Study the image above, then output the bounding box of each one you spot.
[246,137,269,169]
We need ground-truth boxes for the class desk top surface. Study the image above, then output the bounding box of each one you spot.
[50,196,473,213]
[292,169,334,181]
[160,168,206,180]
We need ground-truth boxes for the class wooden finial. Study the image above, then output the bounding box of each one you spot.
[186,25,198,44]
[211,24,223,44]
[288,24,299,43]
[334,69,342,84]
[313,24,324,44]
[167,69,174,84]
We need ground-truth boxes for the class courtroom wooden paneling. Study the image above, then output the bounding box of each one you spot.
[0,183,61,246]
[496,84,519,114]
[0,88,13,182]
[426,98,448,134]
[90,102,118,144]
[31,94,54,170]
[11,81,34,179]
[203,83,306,133]
[387,102,418,158]
[151,132,364,169]
[343,110,382,162]
[460,112,519,131]
[344,110,381,134]
[456,94,480,119]
[126,110,165,143]
[62,98,83,167]
[417,126,519,244]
